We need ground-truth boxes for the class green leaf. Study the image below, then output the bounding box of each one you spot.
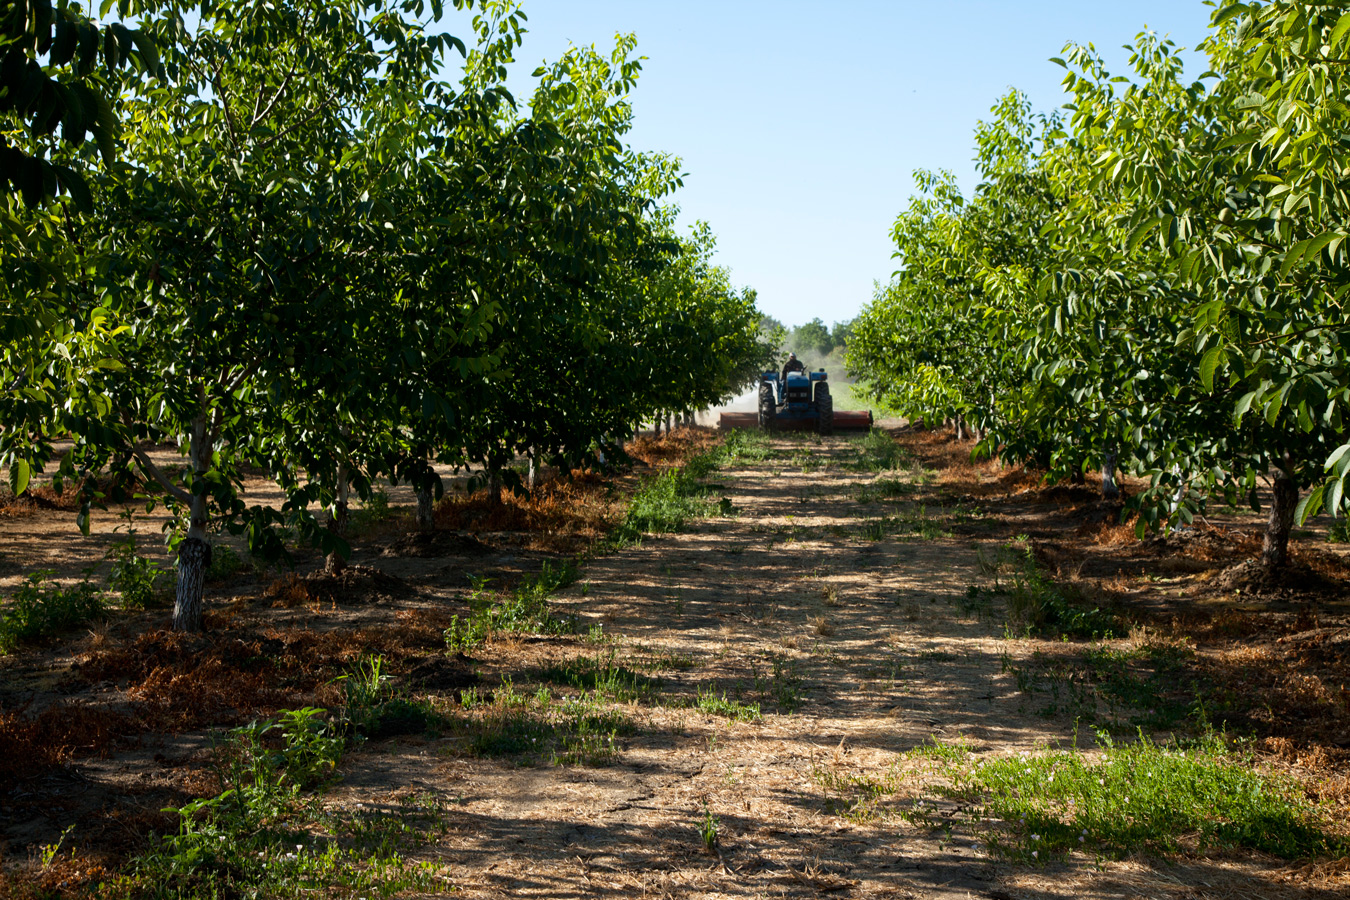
[1334,11,1350,51]
[53,164,93,213]
[1234,389,1260,420]
[1295,483,1325,525]
[1212,3,1250,27]
[9,459,31,496]
[1199,346,1222,392]
[1126,216,1163,255]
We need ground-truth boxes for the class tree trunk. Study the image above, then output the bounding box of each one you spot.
[955,415,967,442]
[173,416,212,632]
[173,535,210,632]
[1262,463,1299,568]
[527,449,538,491]
[1070,467,1085,486]
[488,465,502,507]
[1101,449,1119,500]
[325,465,349,575]
[416,483,435,531]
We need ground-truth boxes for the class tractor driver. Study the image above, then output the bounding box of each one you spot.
[781,351,806,381]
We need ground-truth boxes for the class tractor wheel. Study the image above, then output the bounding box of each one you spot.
[815,382,833,436]
[758,381,777,430]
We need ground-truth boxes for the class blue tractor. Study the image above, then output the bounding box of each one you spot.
[758,368,834,435]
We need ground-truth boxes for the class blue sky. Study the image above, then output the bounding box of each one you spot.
[450,1,1217,327]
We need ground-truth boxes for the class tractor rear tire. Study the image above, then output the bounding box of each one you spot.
[758,382,777,430]
[815,382,833,436]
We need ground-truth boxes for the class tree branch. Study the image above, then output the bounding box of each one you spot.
[133,447,192,504]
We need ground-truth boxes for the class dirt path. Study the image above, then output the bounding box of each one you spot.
[4,428,1345,898]
[407,431,1013,898]
[313,430,1337,899]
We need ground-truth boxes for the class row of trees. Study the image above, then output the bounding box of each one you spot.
[2,0,769,630]
[849,0,1350,569]
[760,315,854,359]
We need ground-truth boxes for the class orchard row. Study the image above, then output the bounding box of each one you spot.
[850,1,1350,568]
[1,0,771,630]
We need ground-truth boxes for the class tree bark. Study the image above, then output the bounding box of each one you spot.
[955,415,967,442]
[173,536,210,632]
[488,465,502,507]
[173,415,213,632]
[527,448,538,491]
[325,463,350,574]
[1101,449,1119,500]
[1262,463,1299,568]
[416,483,435,531]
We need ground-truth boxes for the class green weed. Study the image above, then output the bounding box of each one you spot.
[696,685,762,722]
[127,707,443,898]
[0,571,104,652]
[610,468,715,546]
[988,548,1119,640]
[815,762,902,822]
[444,561,579,653]
[533,649,660,702]
[698,804,720,852]
[850,428,910,472]
[336,654,442,740]
[955,731,1343,861]
[753,653,804,713]
[106,509,169,607]
[856,476,912,503]
[459,678,632,766]
[1007,643,1198,731]
[205,544,249,583]
[348,489,396,534]
[857,506,948,541]
[709,428,774,464]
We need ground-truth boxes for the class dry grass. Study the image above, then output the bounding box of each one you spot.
[0,703,135,790]
[434,480,622,552]
[0,474,149,519]
[626,426,721,467]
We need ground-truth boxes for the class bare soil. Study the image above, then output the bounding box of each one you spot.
[2,426,1348,898]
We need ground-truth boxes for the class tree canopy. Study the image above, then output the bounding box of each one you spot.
[849,0,1350,569]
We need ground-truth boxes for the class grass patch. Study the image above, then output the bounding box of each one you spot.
[695,685,762,722]
[1004,641,1198,731]
[444,561,579,653]
[533,648,661,702]
[0,572,104,653]
[850,428,910,472]
[457,679,632,766]
[856,476,912,503]
[857,506,948,541]
[955,731,1344,861]
[124,707,445,898]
